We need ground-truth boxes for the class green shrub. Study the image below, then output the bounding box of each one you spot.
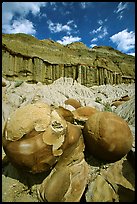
[103,102,112,112]
[95,97,102,103]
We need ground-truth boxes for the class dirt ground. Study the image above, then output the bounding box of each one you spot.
[2,78,135,202]
[2,146,47,202]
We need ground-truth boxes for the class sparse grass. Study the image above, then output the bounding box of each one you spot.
[103,102,112,112]
[95,97,102,103]
[14,80,24,88]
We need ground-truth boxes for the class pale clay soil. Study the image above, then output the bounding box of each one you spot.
[2,77,135,202]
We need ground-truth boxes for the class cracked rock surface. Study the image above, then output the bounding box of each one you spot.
[2,77,135,202]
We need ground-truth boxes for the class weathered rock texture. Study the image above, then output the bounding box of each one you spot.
[38,134,89,202]
[2,33,135,86]
[2,78,135,202]
[85,154,135,202]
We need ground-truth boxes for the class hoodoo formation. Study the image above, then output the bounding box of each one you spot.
[2,33,135,86]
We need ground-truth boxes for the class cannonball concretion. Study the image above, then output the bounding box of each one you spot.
[2,102,81,173]
[72,106,99,123]
[83,111,133,162]
[2,102,89,202]
[64,98,81,109]
[2,101,134,202]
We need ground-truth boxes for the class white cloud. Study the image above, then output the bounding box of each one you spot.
[92,26,102,34]
[49,2,57,10]
[81,2,87,9]
[65,11,71,15]
[62,2,68,6]
[2,2,47,34]
[41,13,47,18]
[91,38,98,42]
[47,20,77,35]
[115,2,128,13]
[2,2,47,23]
[3,18,36,35]
[127,53,135,56]
[91,26,108,38]
[114,2,128,20]
[57,35,81,45]
[47,20,71,34]
[118,14,123,20]
[67,20,75,25]
[98,27,108,39]
[110,29,135,52]
[62,2,74,7]
[80,2,93,9]
[90,44,97,48]
[97,18,107,25]
[97,20,103,25]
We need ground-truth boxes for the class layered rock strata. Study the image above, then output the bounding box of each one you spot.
[2,33,135,86]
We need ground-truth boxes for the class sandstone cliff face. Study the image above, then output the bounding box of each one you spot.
[2,33,135,86]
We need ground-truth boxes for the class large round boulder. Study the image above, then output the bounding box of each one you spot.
[2,102,81,173]
[83,111,133,162]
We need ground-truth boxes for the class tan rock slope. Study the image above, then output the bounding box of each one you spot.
[2,33,135,86]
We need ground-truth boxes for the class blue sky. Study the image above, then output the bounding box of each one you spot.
[2,2,135,56]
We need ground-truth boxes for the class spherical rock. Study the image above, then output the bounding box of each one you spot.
[2,102,73,173]
[83,111,133,162]
[64,98,81,109]
[72,106,99,123]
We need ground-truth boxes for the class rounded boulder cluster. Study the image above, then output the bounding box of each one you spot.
[2,102,81,173]
[2,100,134,202]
